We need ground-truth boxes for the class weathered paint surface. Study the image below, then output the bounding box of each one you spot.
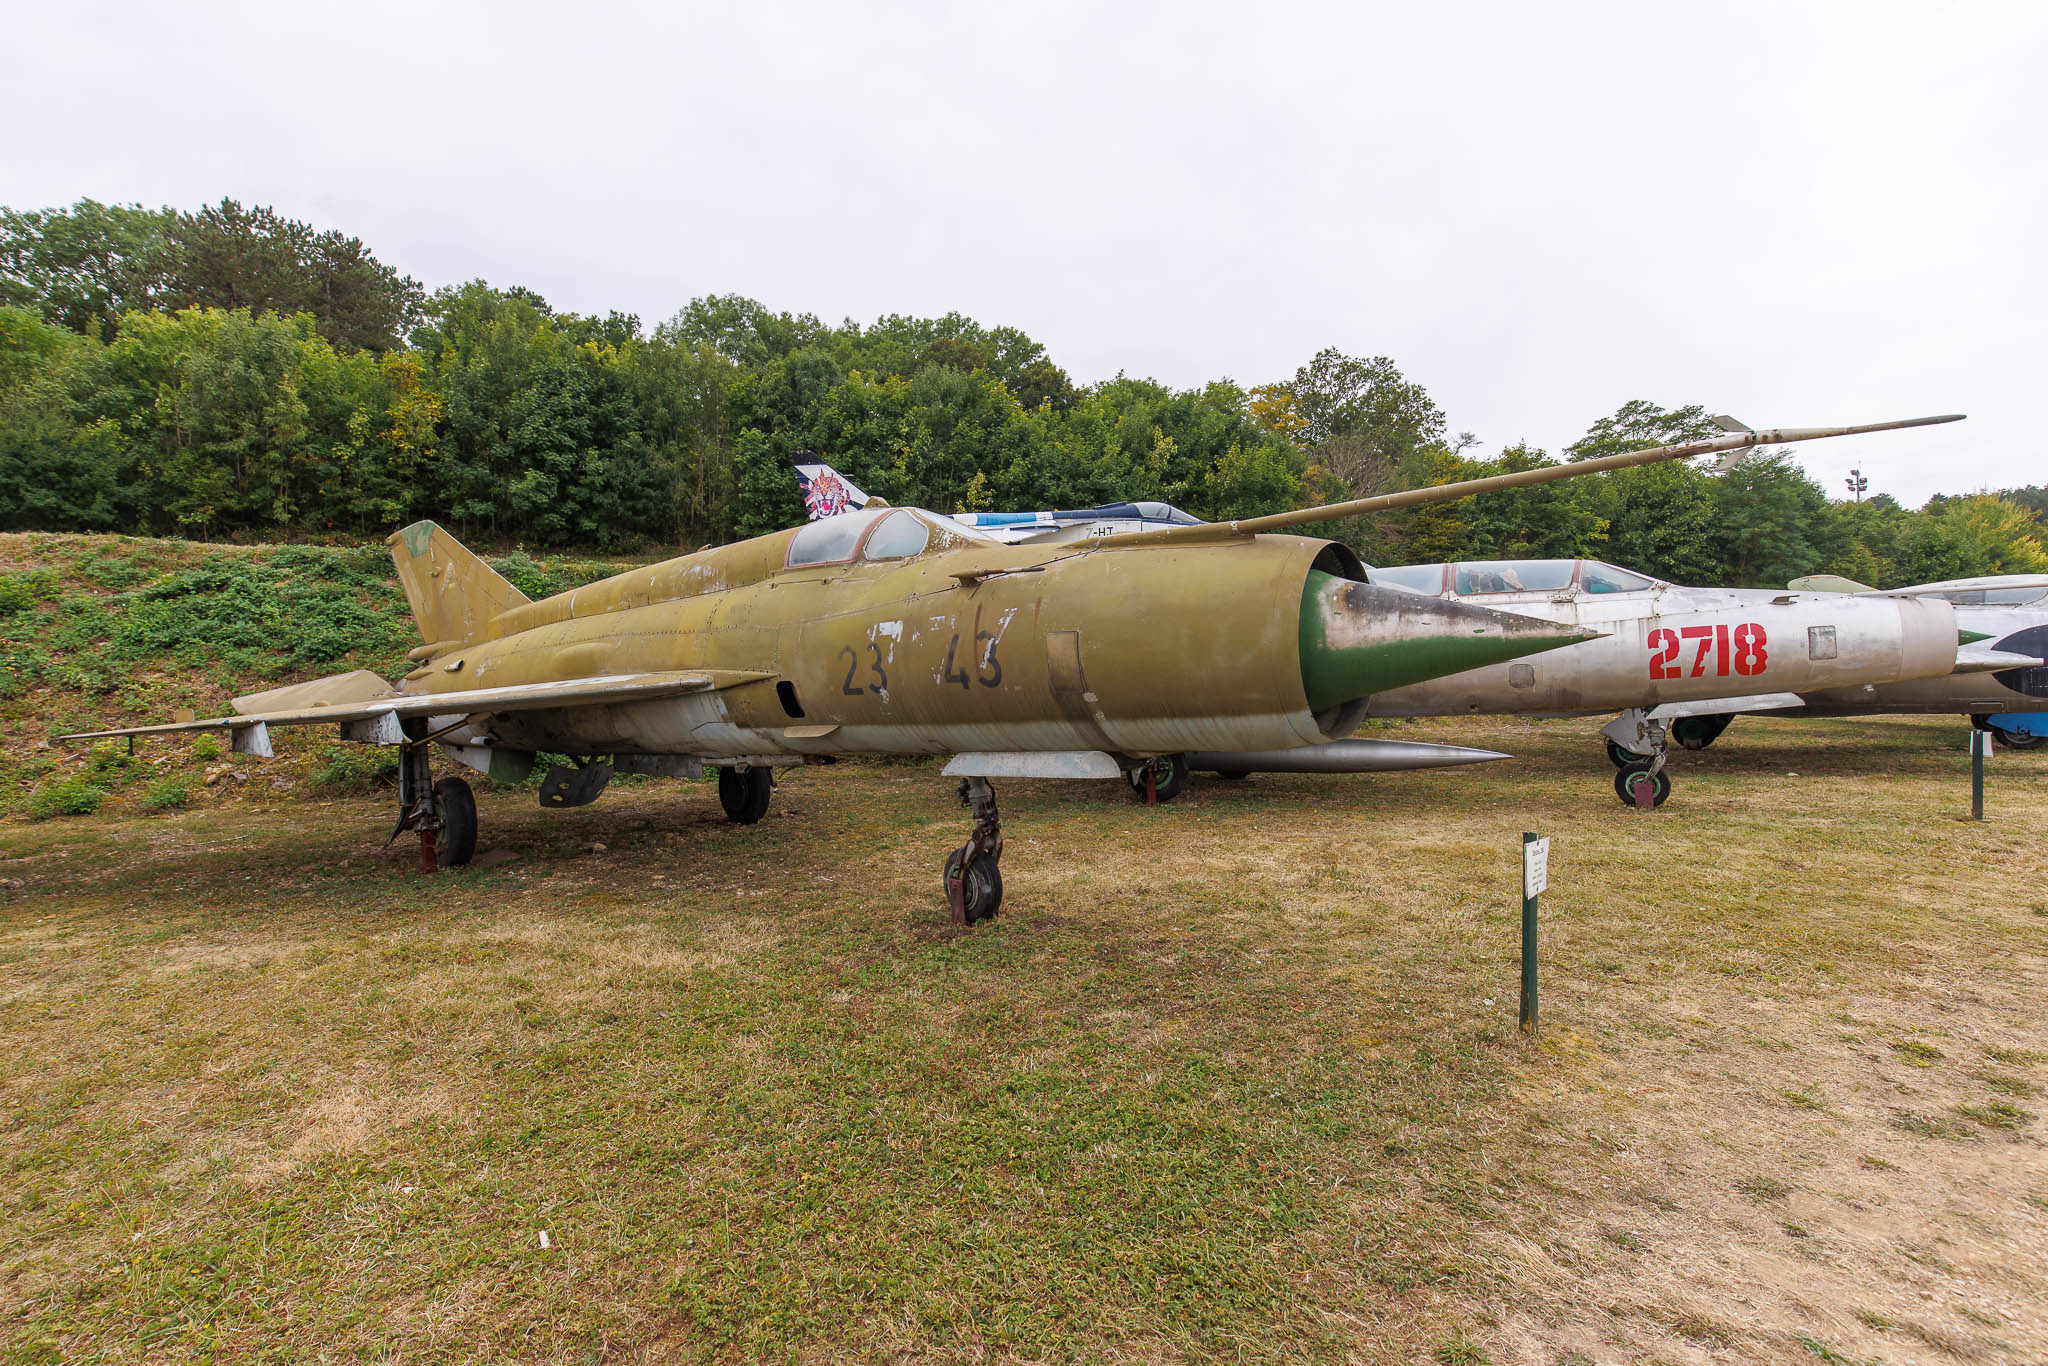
[1791,611,2048,715]
[388,515,1584,761]
[1298,572,1587,712]
[1364,562,1965,719]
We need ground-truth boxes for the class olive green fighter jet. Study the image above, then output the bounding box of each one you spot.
[62,414,1958,923]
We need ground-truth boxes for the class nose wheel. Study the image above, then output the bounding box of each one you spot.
[943,776,1004,924]
[1601,708,1672,809]
[1613,761,1671,808]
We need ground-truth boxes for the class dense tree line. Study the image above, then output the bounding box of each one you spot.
[3,197,2044,587]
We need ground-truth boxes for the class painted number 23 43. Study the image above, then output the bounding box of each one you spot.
[1648,623,1767,680]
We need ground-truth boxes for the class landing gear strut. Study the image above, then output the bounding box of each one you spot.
[943,776,1004,924]
[390,720,477,868]
[1601,708,1671,809]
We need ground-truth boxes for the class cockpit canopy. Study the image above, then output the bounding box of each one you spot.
[1366,559,1662,597]
[1897,582,2048,606]
[785,508,976,569]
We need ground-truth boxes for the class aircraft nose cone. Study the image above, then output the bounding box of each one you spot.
[1298,571,1597,710]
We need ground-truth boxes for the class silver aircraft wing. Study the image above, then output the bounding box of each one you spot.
[1648,693,1807,719]
[60,669,776,745]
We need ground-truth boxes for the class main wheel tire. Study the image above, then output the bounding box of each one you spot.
[1605,739,1641,769]
[1126,753,1190,803]
[943,846,1003,923]
[1671,714,1731,750]
[718,766,773,824]
[1612,762,1670,809]
[434,776,478,867]
[1991,726,2045,751]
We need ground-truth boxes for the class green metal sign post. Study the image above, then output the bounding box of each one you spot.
[1971,729,1986,821]
[1520,832,1548,1036]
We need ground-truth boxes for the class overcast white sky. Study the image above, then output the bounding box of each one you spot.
[6,1,2043,505]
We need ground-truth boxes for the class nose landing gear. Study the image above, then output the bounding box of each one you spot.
[943,776,1005,924]
[1601,708,1671,809]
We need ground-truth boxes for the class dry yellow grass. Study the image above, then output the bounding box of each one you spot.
[1,712,2043,1363]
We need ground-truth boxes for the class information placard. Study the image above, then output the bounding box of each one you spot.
[1523,836,1550,897]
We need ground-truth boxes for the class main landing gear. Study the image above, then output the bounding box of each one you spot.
[391,720,477,868]
[1973,714,2045,751]
[943,776,1005,924]
[1125,753,1190,804]
[1601,708,1671,809]
[717,765,774,823]
[1670,713,1733,751]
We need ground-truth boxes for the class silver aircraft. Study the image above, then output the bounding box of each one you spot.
[1345,558,2035,806]
[1668,573,2048,750]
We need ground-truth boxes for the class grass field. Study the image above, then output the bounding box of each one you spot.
[2,707,2043,1364]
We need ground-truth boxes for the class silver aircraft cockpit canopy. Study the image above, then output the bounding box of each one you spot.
[1365,559,1663,597]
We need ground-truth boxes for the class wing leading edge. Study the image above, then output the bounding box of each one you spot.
[59,669,775,743]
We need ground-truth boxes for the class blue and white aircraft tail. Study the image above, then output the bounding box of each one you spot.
[791,452,1205,544]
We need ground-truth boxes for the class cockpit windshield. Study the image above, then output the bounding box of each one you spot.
[787,508,886,567]
[1930,586,2048,606]
[861,509,931,561]
[1452,560,1575,595]
[1580,562,1656,594]
[1368,564,1448,594]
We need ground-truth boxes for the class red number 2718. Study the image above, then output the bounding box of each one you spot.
[1648,622,1767,680]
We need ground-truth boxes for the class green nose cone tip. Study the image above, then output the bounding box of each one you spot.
[1298,570,1597,711]
[1959,628,1993,646]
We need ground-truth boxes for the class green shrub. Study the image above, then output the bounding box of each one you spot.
[191,734,225,761]
[86,740,135,779]
[114,559,392,667]
[490,550,631,601]
[142,774,192,812]
[308,744,399,795]
[0,570,58,616]
[28,776,106,819]
[73,551,158,589]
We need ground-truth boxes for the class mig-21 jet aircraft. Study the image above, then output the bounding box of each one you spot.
[62,415,1960,922]
[1353,555,2030,806]
[1649,572,2048,750]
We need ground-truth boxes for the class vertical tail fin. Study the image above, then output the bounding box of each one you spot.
[793,451,870,518]
[387,521,530,649]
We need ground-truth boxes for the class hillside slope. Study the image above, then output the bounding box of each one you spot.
[0,533,631,821]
